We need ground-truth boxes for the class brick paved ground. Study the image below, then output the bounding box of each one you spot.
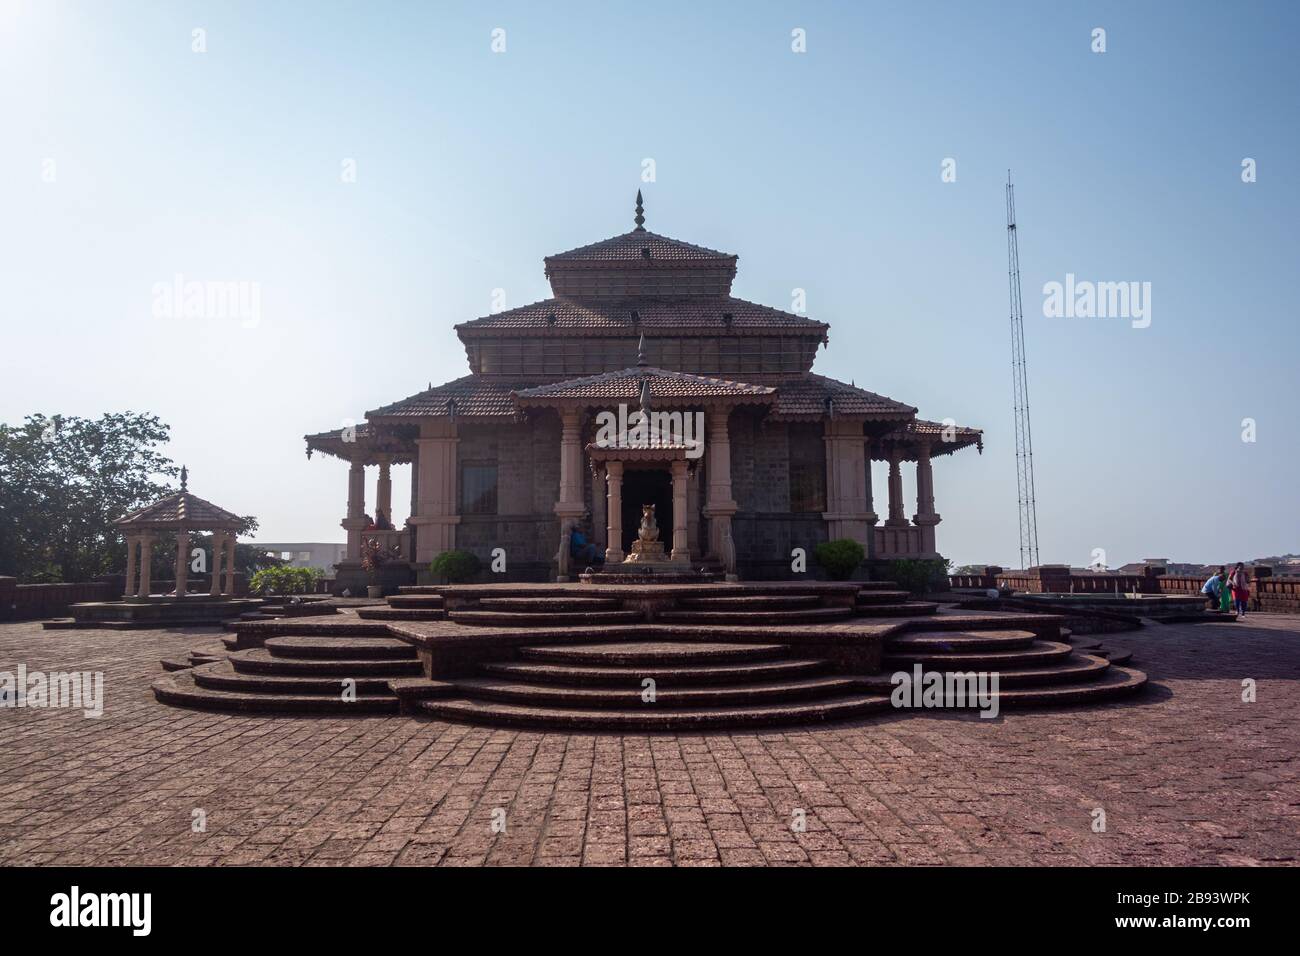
[1,616,1297,866]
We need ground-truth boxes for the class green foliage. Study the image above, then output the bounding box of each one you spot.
[0,412,178,582]
[249,565,322,596]
[814,538,865,580]
[430,549,481,583]
[886,557,953,595]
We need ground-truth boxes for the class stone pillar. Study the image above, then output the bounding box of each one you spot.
[912,444,942,558]
[555,409,586,523]
[174,530,189,598]
[137,533,154,598]
[209,532,225,596]
[376,457,393,527]
[604,461,625,563]
[410,419,460,564]
[224,534,237,595]
[821,418,875,551]
[702,407,737,558]
[591,467,607,550]
[341,459,367,560]
[885,448,908,527]
[123,536,138,598]
[670,458,690,563]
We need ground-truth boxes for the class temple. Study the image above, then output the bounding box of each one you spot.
[306,193,982,588]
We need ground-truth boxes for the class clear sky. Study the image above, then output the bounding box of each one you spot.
[2,0,1296,569]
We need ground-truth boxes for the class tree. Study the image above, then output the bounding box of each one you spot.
[0,413,178,582]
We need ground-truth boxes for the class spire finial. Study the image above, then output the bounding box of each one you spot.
[634,189,645,231]
[637,333,648,366]
[180,465,188,491]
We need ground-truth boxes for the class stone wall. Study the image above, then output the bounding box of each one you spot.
[455,416,561,579]
[0,578,113,620]
[729,412,829,578]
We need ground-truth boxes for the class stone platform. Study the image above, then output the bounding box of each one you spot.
[44,596,265,630]
[150,580,1148,730]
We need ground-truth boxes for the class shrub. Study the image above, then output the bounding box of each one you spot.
[430,549,481,583]
[249,565,321,596]
[885,557,952,595]
[814,539,865,580]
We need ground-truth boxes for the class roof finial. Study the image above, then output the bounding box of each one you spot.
[634,189,645,231]
[637,333,648,366]
[180,465,188,491]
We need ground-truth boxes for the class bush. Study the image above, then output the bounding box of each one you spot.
[885,557,952,595]
[430,549,481,583]
[814,539,865,580]
[249,565,321,596]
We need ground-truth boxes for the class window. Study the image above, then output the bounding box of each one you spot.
[461,464,499,515]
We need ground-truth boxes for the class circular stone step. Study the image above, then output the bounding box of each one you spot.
[151,671,400,714]
[386,595,446,609]
[452,675,863,709]
[481,658,829,687]
[853,590,911,604]
[862,652,1111,689]
[655,607,853,625]
[677,595,823,610]
[519,641,789,666]
[192,660,396,695]
[883,640,1075,669]
[263,635,418,660]
[230,648,421,676]
[856,602,939,617]
[356,607,447,621]
[448,609,645,627]
[887,629,1037,652]
[477,597,624,611]
[417,692,893,731]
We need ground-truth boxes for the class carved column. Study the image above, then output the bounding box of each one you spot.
[555,408,586,522]
[591,467,607,550]
[912,443,942,557]
[821,418,874,550]
[670,458,690,563]
[604,461,625,564]
[123,536,138,598]
[410,419,461,564]
[885,447,908,527]
[342,458,367,560]
[703,407,737,559]
[174,530,189,598]
[209,532,224,596]
[376,456,392,526]
[224,534,237,595]
[137,533,154,598]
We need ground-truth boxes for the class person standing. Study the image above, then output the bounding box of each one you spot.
[1228,562,1251,619]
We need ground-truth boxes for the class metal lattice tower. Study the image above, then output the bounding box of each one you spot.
[1006,171,1040,568]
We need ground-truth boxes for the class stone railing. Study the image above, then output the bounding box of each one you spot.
[0,578,114,620]
[362,528,412,562]
[874,525,925,559]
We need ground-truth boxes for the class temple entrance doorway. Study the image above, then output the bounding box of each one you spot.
[621,467,672,556]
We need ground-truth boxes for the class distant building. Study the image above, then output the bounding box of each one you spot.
[255,543,346,573]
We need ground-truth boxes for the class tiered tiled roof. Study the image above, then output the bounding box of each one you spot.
[304,423,417,464]
[514,367,775,405]
[545,229,736,264]
[455,296,828,338]
[366,375,520,422]
[114,491,244,529]
[881,418,984,455]
[772,374,916,421]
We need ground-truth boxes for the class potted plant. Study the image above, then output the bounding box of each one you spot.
[360,537,400,598]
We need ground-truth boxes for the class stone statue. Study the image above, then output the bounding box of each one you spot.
[627,504,666,562]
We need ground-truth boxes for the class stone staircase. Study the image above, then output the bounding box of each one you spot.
[151,580,1149,728]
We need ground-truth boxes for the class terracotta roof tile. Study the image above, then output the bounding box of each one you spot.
[515,367,775,402]
[545,229,735,263]
[883,417,983,454]
[773,374,916,420]
[456,297,827,336]
[115,492,244,529]
[366,375,520,421]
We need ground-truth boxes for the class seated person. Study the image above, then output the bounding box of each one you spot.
[570,522,603,565]
[374,507,393,531]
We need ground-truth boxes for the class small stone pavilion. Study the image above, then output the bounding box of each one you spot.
[48,471,262,629]
[307,194,982,586]
[116,468,245,599]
